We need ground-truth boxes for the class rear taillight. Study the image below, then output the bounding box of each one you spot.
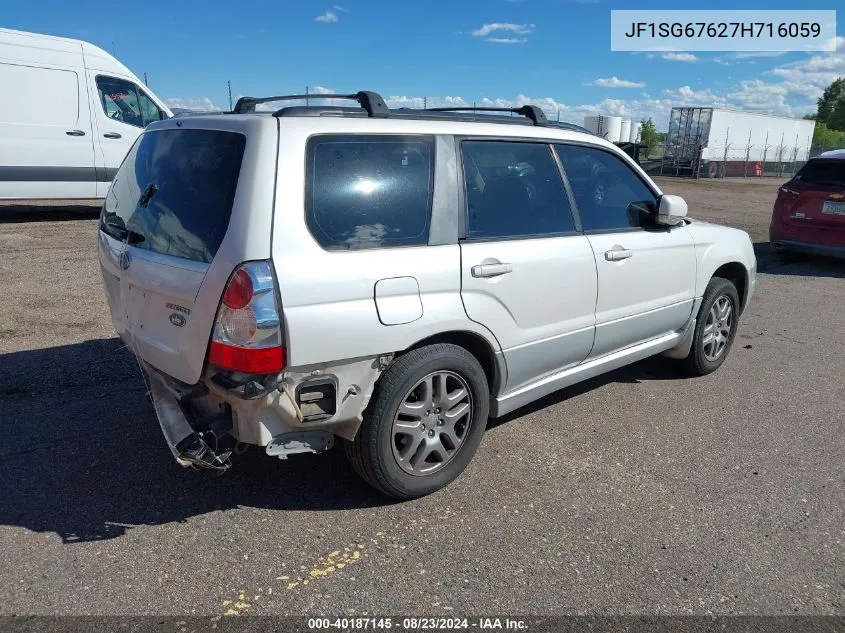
[208,261,285,374]
[778,186,800,200]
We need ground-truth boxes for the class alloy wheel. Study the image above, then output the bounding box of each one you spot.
[391,371,474,476]
[703,295,734,362]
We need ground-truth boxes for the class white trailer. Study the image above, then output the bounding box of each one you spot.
[661,107,816,178]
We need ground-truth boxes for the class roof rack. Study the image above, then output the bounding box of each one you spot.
[232,91,389,117]
[424,105,550,127]
[230,90,595,134]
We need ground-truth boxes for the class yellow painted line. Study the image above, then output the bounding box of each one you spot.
[219,537,378,615]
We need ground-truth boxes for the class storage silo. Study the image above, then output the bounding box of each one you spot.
[602,116,623,143]
[620,120,631,144]
[629,121,642,143]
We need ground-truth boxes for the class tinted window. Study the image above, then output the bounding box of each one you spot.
[556,144,657,231]
[96,76,143,127]
[793,159,845,187]
[306,135,434,250]
[100,129,245,263]
[462,141,575,239]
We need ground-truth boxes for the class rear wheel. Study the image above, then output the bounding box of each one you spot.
[344,344,489,499]
[681,277,740,376]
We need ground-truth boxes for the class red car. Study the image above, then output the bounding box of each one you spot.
[770,150,845,259]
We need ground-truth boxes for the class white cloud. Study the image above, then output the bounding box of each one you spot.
[662,85,726,106]
[164,97,221,112]
[472,23,533,37]
[591,76,645,89]
[485,37,527,44]
[386,95,471,109]
[662,53,699,62]
[315,10,339,23]
[765,49,845,102]
[730,51,786,59]
[332,4,349,11]
[825,35,845,51]
[727,79,793,114]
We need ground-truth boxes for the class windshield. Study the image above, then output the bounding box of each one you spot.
[100,129,246,263]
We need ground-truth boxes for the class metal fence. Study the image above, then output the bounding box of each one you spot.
[654,142,843,179]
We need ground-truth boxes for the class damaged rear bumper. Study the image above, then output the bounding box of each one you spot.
[143,354,385,470]
[147,369,233,471]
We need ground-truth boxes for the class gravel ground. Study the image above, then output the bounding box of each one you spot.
[0,178,843,617]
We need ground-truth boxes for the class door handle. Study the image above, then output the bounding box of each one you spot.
[605,248,633,261]
[471,262,513,278]
[103,132,122,139]
[66,130,86,136]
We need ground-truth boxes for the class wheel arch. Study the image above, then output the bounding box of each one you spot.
[711,262,748,312]
[402,330,505,396]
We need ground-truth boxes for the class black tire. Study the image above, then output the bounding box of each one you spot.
[344,344,490,499]
[681,277,741,377]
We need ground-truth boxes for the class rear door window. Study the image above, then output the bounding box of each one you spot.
[100,129,246,263]
[305,135,434,250]
[793,159,845,187]
[461,140,576,239]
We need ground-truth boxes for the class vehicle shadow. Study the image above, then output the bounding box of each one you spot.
[0,338,698,543]
[0,338,390,543]
[754,241,845,279]
[0,204,100,223]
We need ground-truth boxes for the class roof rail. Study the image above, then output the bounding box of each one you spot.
[232,91,389,117]
[424,105,550,127]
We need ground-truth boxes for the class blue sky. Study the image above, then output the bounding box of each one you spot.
[3,0,843,129]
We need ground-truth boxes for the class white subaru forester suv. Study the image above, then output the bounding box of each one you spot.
[98,91,757,499]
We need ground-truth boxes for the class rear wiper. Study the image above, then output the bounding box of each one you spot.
[102,218,146,245]
[138,183,159,208]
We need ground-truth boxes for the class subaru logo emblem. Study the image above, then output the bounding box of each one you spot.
[119,251,131,271]
[169,313,186,327]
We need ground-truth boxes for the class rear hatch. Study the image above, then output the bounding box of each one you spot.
[98,115,278,385]
[781,158,845,229]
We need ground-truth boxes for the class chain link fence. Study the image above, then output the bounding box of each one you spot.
[652,141,843,179]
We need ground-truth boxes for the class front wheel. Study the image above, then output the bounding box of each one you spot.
[681,277,740,376]
[344,344,490,499]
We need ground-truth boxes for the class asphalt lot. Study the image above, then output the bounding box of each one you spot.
[0,178,843,617]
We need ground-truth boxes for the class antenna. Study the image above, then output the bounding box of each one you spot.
[228,80,233,111]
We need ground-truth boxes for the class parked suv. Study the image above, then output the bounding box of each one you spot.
[770,150,845,259]
[98,91,757,499]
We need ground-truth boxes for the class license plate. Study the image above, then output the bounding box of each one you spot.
[822,200,845,215]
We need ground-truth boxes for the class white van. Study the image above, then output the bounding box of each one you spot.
[0,28,172,200]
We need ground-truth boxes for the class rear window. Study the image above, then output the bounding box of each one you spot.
[100,129,246,263]
[793,159,845,188]
[305,134,434,250]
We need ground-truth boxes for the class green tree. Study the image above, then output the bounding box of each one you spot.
[829,100,845,132]
[816,77,845,129]
[812,120,845,149]
[640,117,659,154]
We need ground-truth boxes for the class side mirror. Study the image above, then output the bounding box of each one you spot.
[655,194,688,226]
